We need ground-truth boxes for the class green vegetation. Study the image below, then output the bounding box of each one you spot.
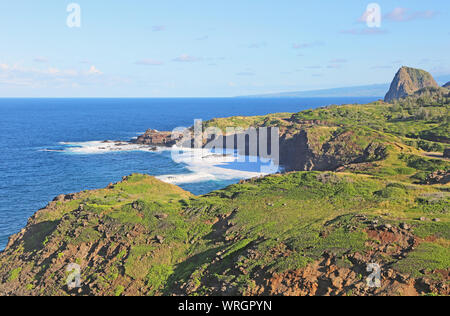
[8,267,22,282]
[114,285,125,296]
[0,87,448,296]
[395,243,450,277]
[1,167,447,295]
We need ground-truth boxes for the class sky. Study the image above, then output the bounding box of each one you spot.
[0,0,449,97]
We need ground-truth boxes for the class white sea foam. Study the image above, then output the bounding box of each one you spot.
[58,141,162,154]
[56,140,279,185]
[157,147,279,184]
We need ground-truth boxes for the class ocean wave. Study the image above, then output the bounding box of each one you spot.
[56,141,162,154]
[156,147,279,184]
[52,140,280,185]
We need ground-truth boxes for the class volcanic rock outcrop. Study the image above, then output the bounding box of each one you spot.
[385,67,439,102]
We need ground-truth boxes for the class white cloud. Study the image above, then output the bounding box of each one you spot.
[172,54,202,62]
[87,65,103,75]
[0,62,111,89]
[385,8,438,22]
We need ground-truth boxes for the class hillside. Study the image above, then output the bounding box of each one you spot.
[0,171,449,296]
[241,84,389,98]
[238,75,449,99]
[385,67,439,102]
[0,89,449,296]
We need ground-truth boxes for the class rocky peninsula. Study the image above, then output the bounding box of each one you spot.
[0,67,449,296]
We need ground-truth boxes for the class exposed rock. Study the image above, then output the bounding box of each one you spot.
[444,149,450,158]
[422,170,450,185]
[382,224,393,230]
[132,129,181,147]
[278,130,386,172]
[134,123,388,173]
[155,235,165,244]
[444,82,450,89]
[131,201,141,210]
[384,67,439,102]
[330,275,344,289]
[400,223,410,230]
[155,213,168,220]
[53,193,77,202]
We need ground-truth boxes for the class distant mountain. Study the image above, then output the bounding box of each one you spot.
[242,84,389,98]
[384,67,439,102]
[436,74,450,85]
[239,69,450,99]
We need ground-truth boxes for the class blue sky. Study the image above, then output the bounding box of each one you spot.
[0,0,449,97]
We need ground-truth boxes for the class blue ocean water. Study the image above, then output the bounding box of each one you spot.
[0,97,379,249]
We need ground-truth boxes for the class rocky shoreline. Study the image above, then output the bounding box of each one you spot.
[0,66,448,296]
[131,123,390,174]
[131,129,181,148]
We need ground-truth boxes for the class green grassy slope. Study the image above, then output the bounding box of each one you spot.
[0,172,448,296]
[0,93,448,296]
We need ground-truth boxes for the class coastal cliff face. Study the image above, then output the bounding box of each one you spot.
[278,127,387,172]
[134,121,388,173]
[133,66,448,173]
[0,172,449,296]
[0,67,448,296]
[384,67,439,102]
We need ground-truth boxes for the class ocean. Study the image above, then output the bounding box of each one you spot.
[0,97,379,249]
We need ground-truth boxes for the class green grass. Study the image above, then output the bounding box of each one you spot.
[1,88,449,295]
[8,267,22,282]
[1,168,449,295]
[124,245,156,280]
[395,243,450,277]
[401,154,449,172]
[413,222,450,240]
[146,264,174,295]
[69,227,101,245]
[114,285,125,296]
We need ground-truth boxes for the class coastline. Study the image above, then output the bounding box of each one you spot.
[0,92,448,296]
